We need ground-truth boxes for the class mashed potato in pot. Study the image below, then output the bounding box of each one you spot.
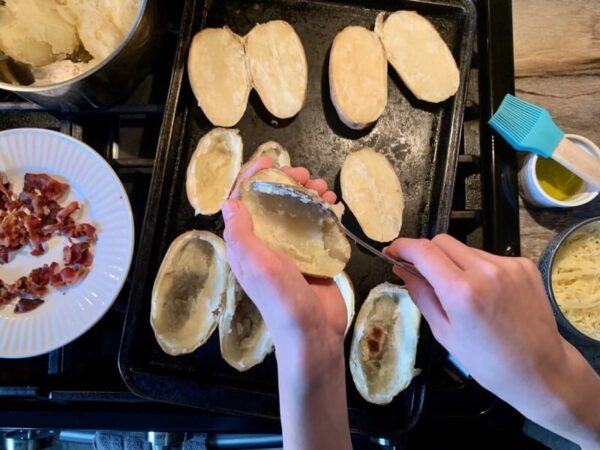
[0,0,140,85]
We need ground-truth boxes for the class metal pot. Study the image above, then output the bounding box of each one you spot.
[538,216,600,345]
[0,0,160,111]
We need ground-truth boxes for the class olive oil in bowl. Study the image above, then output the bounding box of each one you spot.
[519,134,599,208]
[536,157,584,201]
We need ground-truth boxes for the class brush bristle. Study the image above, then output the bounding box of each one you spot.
[489,94,543,142]
[488,94,564,157]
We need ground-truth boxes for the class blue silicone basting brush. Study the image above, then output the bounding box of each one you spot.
[489,94,600,190]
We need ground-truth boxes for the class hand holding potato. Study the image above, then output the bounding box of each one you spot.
[223,156,352,450]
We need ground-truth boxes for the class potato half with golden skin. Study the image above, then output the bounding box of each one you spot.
[151,231,228,356]
[240,169,351,278]
[350,283,421,405]
[186,128,243,216]
[188,27,251,127]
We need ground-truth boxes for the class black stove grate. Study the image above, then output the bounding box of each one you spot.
[0,0,522,439]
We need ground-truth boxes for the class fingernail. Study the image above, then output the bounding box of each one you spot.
[222,199,239,222]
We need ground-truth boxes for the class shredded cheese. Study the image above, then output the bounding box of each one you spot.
[551,222,600,340]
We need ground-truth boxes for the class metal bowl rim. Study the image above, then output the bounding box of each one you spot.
[0,0,148,92]
[544,215,600,344]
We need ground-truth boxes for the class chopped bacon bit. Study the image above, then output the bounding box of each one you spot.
[63,242,93,267]
[0,280,14,305]
[0,181,18,211]
[0,211,28,249]
[24,174,69,201]
[4,263,59,300]
[56,201,79,221]
[0,246,9,264]
[30,243,46,256]
[29,263,58,286]
[50,265,88,288]
[41,201,78,237]
[18,191,46,216]
[14,298,44,313]
[69,223,97,242]
[8,276,44,299]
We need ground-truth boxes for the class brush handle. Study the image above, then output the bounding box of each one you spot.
[552,137,600,190]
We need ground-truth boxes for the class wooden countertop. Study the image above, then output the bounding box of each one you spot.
[514,0,600,262]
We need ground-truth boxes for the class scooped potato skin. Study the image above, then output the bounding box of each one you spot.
[239,169,351,278]
[350,283,420,405]
[219,272,274,371]
[151,230,228,356]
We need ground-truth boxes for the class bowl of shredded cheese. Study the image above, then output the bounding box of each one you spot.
[539,217,600,343]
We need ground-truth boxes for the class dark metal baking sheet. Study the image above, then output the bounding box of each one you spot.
[120,0,475,437]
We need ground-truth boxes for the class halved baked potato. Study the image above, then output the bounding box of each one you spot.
[375,11,459,103]
[350,283,421,405]
[151,231,228,356]
[329,26,388,129]
[186,128,243,216]
[188,27,251,126]
[341,148,404,242]
[245,20,308,119]
[219,273,273,371]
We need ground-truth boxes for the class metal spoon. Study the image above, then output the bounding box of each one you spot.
[250,180,424,280]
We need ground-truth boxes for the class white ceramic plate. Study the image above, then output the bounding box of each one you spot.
[0,128,134,358]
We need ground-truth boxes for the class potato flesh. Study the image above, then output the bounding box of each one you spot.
[330,26,387,127]
[341,148,403,242]
[191,135,235,213]
[188,28,250,127]
[245,21,307,119]
[378,11,459,103]
[0,0,138,66]
[154,239,216,343]
[0,3,77,66]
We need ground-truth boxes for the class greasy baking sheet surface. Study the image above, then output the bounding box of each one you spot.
[120,0,475,436]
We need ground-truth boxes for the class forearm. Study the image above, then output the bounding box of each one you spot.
[276,342,352,450]
[547,343,600,448]
[525,341,600,448]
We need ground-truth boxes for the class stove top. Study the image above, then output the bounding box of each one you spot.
[0,4,176,401]
[0,1,539,448]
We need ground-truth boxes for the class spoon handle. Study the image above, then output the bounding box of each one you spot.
[340,226,425,280]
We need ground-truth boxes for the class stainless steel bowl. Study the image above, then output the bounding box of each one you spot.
[538,216,600,345]
[0,0,160,111]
